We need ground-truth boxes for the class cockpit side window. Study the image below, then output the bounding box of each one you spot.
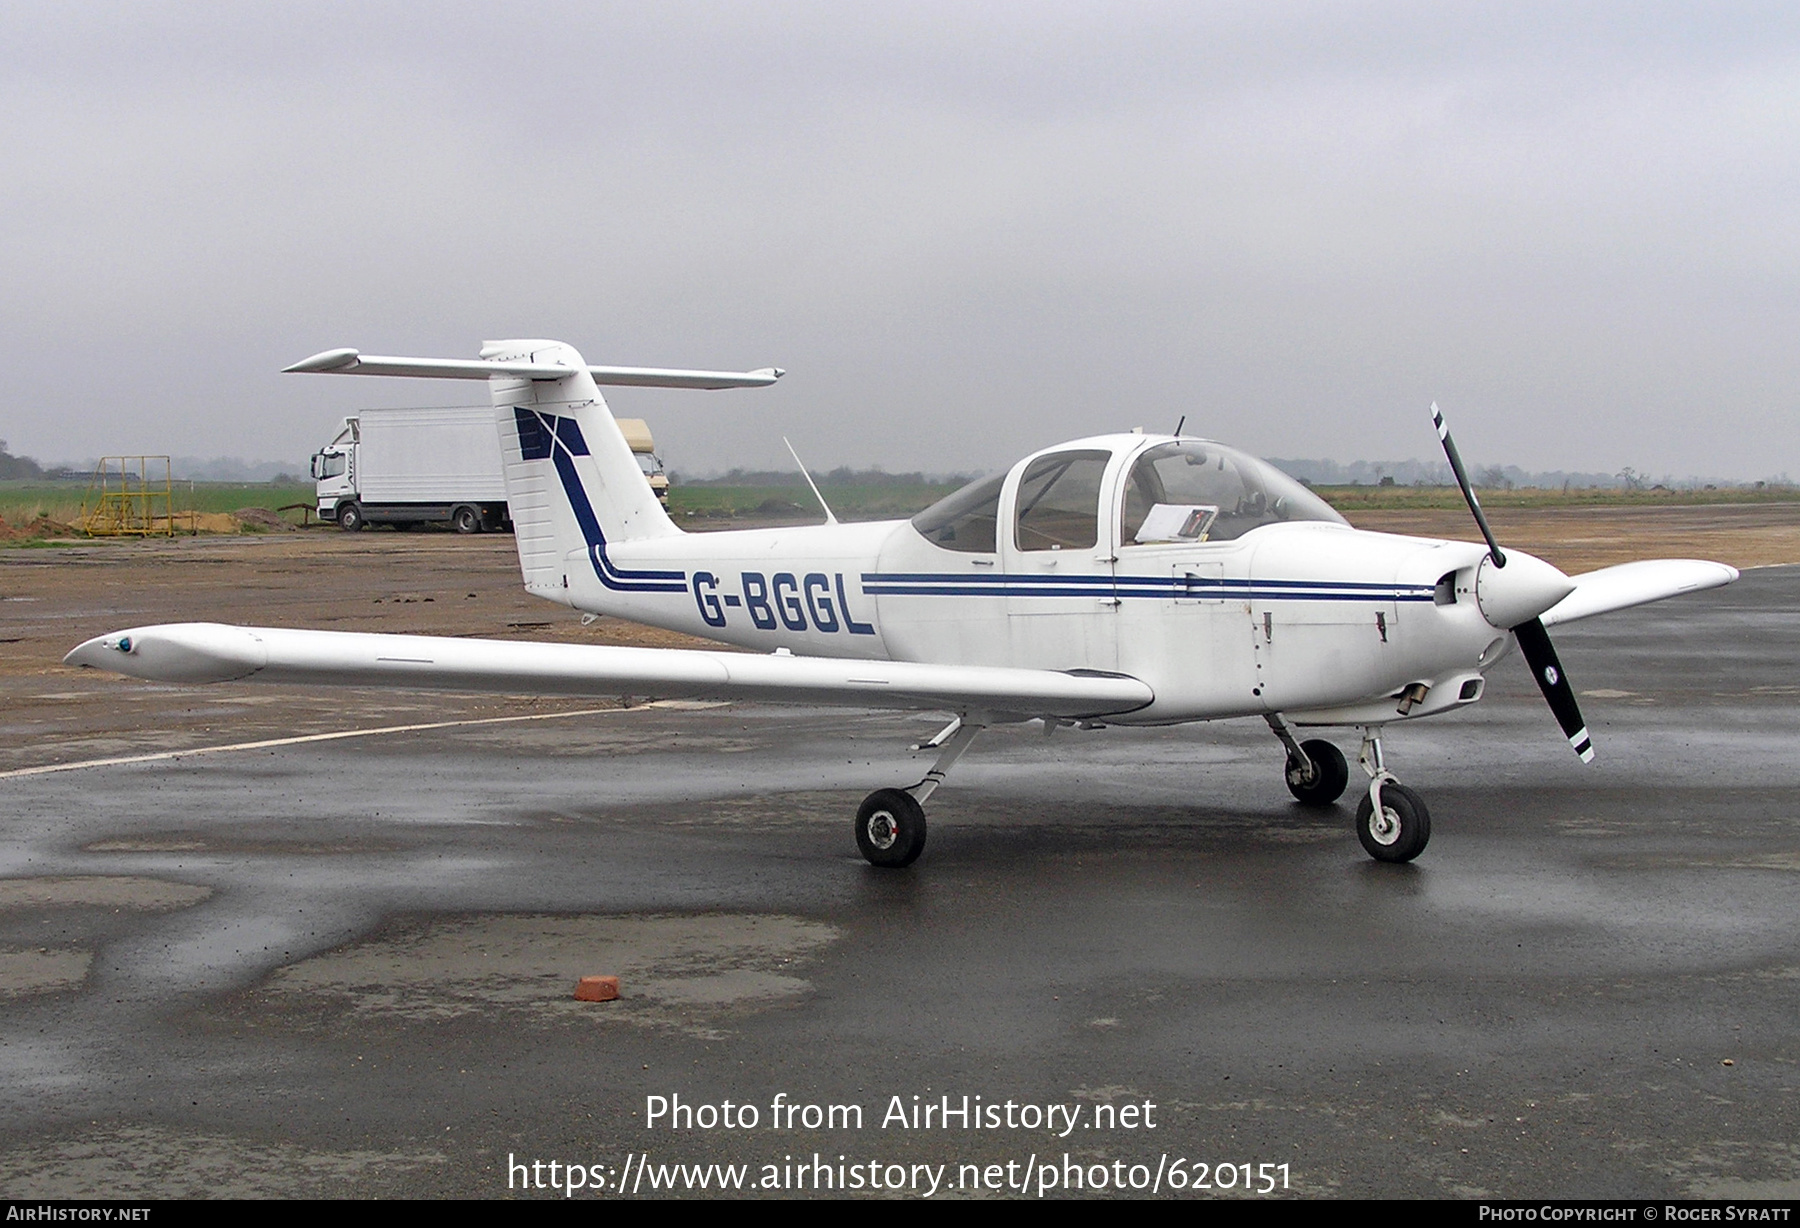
[1120,442,1346,545]
[1014,450,1110,551]
[911,471,1004,553]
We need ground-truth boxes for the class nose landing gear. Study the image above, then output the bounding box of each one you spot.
[1353,725,1430,863]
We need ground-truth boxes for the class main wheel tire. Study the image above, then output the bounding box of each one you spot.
[855,788,927,868]
[1285,738,1349,806]
[337,503,364,532]
[1355,782,1431,863]
[451,505,481,534]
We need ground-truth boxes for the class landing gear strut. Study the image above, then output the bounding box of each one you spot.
[854,716,984,868]
[1353,725,1430,863]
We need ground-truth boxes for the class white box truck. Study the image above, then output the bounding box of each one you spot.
[310,406,509,533]
[310,407,668,533]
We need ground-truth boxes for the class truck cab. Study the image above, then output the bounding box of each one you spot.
[310,420,357,522]
[616,418,670,508]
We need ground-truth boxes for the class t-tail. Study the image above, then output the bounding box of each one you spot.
[281,337,784,606]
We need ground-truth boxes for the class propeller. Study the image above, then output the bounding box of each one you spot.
[1431,403,1593,763]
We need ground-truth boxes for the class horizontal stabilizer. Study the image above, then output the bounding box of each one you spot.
[1540,559,1740,627]
[284,348,783,389]
[66,624,1154,721]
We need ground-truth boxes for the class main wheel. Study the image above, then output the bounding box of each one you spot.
[451,505,481,534]
[337,502,364,532]
[1285,738,1349,806]
[855,789,927,868]
[1355,783,1431,863]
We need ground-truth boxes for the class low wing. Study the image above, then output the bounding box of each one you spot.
[1539,559,1740,628]
[64,624,1153,721]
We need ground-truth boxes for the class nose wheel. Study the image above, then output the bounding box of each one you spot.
[1354,725,1430,863]
[1355,781,1430,862]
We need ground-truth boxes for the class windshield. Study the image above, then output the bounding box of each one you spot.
[1120,441,1345,544]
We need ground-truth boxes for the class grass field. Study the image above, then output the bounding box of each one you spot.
[0,480,315,534]
[668,482,960,522]
[671,480,1800,521]
[3,475,1796,541]
[1307,483,1797,511]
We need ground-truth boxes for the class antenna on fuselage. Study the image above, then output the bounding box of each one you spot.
[1174,415,1186,436]
[783,437,839,527]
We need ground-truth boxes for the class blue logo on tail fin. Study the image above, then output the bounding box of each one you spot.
[512,407,687,594]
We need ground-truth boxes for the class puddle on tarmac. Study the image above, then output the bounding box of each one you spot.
[0,876,213,911]
[0,948,92,996]
[242,912,840,1040]
[0,1126,446,1198]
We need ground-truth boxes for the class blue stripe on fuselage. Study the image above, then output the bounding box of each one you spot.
[860,571,1434,601]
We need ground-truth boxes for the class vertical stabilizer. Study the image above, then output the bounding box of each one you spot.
[484,339,682,605]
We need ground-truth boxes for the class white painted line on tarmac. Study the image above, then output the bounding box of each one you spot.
[0,704,677,780]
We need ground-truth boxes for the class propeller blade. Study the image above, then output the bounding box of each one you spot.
[1513,616,1594,762]
[1431,402,1507,568]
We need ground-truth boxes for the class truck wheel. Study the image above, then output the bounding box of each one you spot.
[338,503,364,532]
[451,505,481,534]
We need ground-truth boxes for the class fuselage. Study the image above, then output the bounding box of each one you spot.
[540,433,1515,727]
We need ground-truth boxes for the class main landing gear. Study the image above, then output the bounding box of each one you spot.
[855,717,984,868]
[1266,716,1431,863]
[1265,714,1350,807]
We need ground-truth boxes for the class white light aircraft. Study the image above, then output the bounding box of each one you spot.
[66,340,1739,867]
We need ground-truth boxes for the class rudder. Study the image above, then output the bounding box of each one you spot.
[485,339,681,605]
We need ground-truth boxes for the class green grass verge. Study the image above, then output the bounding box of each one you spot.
[4,477,1794,542]
[668,483,961,521]
[1309,484,1800,511]
[0,481,315,523]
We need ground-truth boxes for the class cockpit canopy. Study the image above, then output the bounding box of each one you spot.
[911,438,1345,554]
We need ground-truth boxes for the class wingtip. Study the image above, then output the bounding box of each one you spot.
[62,636,110,668]
[62,624,267,683]
[283,347,360,374]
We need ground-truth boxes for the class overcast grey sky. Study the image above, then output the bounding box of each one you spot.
[3,2,1796,480]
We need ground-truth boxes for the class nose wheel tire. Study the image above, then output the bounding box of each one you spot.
[1285,739,1349,806]
[1355,783,1431,863]
[855,788,927,868]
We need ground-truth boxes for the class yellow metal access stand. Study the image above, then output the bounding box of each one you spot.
[80,457,193,537]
